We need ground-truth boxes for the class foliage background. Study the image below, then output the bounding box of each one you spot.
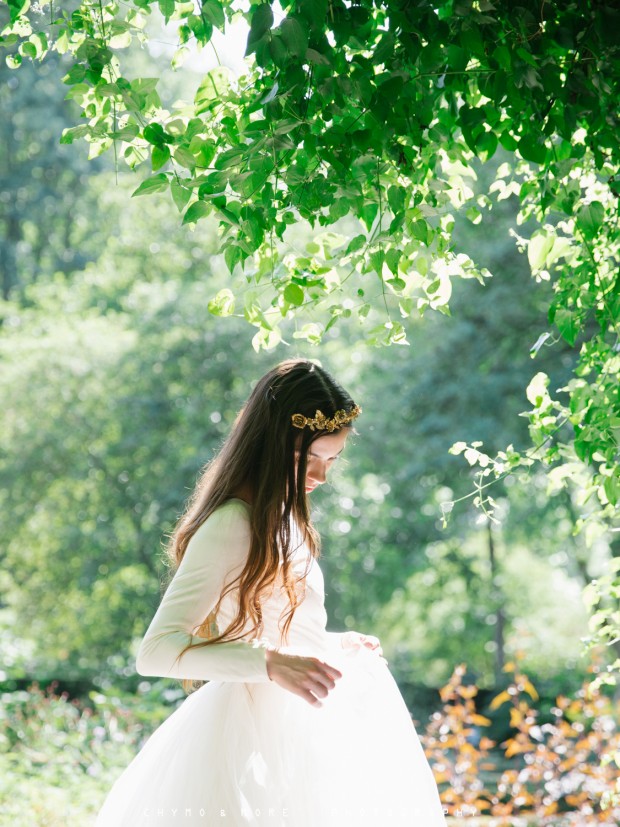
[0,0,619,823]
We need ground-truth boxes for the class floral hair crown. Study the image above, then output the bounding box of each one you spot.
[291,405,361,433]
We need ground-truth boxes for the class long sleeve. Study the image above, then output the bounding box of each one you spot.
[136,500,271,683]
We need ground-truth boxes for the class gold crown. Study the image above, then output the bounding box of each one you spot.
[291,405,361,432]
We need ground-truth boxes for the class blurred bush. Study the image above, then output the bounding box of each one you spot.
[0,679,183,826]
[422,658,620,825]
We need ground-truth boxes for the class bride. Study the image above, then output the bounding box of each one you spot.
[95,358,447,826]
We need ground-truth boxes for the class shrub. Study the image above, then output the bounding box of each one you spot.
[422,660,620,825]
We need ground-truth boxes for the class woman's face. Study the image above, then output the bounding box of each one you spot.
[303,428,350,494]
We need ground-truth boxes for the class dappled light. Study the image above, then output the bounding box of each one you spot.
[1,1,618,824]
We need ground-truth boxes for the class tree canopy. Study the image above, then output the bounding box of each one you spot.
[2,0,619,681]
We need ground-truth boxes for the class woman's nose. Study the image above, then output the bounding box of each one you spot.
[308,461,327,484]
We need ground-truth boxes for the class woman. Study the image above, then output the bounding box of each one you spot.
[95,359,447,826]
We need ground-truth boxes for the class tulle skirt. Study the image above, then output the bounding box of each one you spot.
[94,644,447,826]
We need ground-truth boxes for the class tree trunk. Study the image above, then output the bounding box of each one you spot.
[488,522,506,684]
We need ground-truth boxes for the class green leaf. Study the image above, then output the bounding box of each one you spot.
[603,475,619,506]
[110,124,140,141]
[19,41,37,58]
[329,197,349,221]
[360,201,378,232]
[201,0,226,31]
[279,18,308,59]
[527,231,555,271]
[63,67,87,88]
[466,206,482,224]
[387,276,406,291]
[374,32,396,64]
[530,331,551,358]
[171,46,190,70]
[554,308,580,346]
[261,81,280,104]
[387,186,406,215]
[33,32,49,55]
[460,24,484,58]
[346,234,366,255]
[499,131,518,151]
[224,245,242,274]
[246,4,274,57]
[109,28,132,50]
[188,12,213,45]
[351,129,373,152]
[144,123,166,146]
[385,249,401,275]
[306,48,331,66]
[182,200,210,224]
[493,44,511,70]
[152,145,170,171]
[250,3,274,35]
[158,0,175,23]
[269,34,288,66]
[389,212,405,234]
[208,288,235,317]
[131,77,159,95]
[170,180,192,212]
[518,135,548,165]
[410,220,430,244]
[297,0,328,25]
[252,326,282,352]
[475,130,498,162]
[60,125,90,145]
[369,249,385,275]
[526,372,550,407]
[131,174,169,197]
[173,146,197,170]
[7,0,30,24]
[576,202,605,237]
[195,67,232,110]
[6,53,22,69]
[283,283,305,306]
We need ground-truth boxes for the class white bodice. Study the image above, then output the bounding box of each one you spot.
[136,499,335,683]
[216,520,330,656]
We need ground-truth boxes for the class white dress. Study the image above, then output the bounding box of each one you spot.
[95,499,447,826]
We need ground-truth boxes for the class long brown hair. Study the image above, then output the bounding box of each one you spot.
[166,359,358,686]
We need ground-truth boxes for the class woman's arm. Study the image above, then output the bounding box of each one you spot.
[135,501,271,683]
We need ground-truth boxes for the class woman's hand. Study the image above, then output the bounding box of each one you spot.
[341,631,384,657]
[265,648,342,708]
